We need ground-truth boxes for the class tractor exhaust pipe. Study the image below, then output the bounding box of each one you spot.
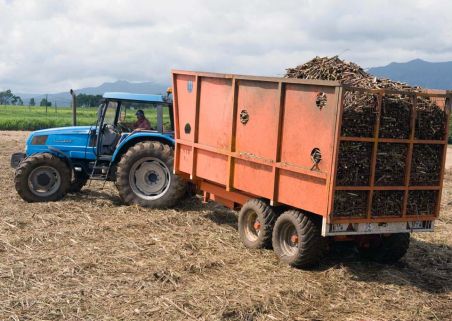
[70,89,77,126]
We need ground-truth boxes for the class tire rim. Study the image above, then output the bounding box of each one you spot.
[244,209,261,242]
[278,221,299,256]
[129,157,171,200]
[28,166,61,197]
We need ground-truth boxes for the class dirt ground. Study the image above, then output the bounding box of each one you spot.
[0,131,451,321]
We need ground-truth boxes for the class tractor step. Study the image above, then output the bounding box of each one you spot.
[98,155,112,161]
[89,175,109,180]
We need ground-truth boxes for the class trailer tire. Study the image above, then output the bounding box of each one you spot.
[68,171,88,193]
[14,153,71,202]
[272,210,327,268]
[238,199,277,249]
[358,233,410,263]
[116,141,186,208]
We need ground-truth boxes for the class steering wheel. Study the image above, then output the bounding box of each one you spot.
[103,123,119,134]
[116,122,132,133]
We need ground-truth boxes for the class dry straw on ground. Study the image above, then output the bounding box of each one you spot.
[0,131,451,321]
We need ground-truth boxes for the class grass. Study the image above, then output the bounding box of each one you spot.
[0,105,98,130]
[0,105,159,131]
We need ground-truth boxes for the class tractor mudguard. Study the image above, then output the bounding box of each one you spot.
[111,132,174,163]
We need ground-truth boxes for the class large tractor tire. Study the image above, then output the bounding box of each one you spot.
[238,198,277,249]
[116,141,186,208]
[358,233,410,263]
[68,171,89,193]
[14,153,71,202]
[272,210,327,268]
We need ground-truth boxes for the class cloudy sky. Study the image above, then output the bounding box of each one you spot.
[1,0,451,93]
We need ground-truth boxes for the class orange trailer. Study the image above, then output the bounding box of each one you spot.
[172,70,451,267]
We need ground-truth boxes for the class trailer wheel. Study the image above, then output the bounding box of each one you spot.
[238,199,276,249]
[116,141,186,208]
[14,153,71,202]
[272,210,327,268]
[358,233,410,263]
[68,171,88,193]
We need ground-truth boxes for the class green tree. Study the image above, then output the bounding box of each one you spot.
[39,98,51,107]
[0,90,14,105]
[29,98,35,106]
[76,93,103,107]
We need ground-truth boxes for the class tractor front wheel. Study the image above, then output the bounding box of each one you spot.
[14,153,71,202]
[116,141,186,208]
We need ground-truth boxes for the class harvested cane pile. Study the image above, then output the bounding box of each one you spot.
[286,56,447,217]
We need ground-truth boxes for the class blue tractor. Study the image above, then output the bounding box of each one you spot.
[11,92,187,208]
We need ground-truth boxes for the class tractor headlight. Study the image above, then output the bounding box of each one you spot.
[31,135,48,145]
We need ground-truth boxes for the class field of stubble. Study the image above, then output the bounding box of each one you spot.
[0,131,451,321]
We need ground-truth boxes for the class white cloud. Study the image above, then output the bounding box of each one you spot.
[0,0,451,93]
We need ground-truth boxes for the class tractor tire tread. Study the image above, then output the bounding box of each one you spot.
[14,153,70,202]
[116,141,186,208]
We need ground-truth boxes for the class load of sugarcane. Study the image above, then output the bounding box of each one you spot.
[286,56,446,217]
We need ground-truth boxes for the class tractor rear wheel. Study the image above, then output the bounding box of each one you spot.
[238,199,277,249]
[272,210,327,268]
[358,233,410,263]
[116,141,186,208]
[14,153,71,202]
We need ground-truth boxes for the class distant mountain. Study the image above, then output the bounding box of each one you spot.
[17,80,168,107]
[368,59,452,90]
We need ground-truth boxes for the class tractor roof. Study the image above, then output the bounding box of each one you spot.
[103,92,165,103]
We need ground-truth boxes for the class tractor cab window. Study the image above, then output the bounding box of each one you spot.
[103,101,118,126]
[118,101,158,130]
[162,105,173,132]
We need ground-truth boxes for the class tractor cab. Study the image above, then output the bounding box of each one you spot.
[93,92,174,161]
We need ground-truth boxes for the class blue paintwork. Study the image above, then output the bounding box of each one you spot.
[110,132,174,162]
[26,126,96,159]
[103,92,165,103]
[25,126,174,164]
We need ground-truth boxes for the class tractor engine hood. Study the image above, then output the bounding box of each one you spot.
[27,125,93,144]
[29,126,93,138]
[26,126,95,159]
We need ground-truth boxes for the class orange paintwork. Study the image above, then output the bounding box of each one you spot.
[172,70,451,224]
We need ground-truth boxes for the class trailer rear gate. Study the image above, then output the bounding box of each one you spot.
[172,70,451,236]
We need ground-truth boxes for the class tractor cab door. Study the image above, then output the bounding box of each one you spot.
[158,103,174,134]
[88,100,121,160]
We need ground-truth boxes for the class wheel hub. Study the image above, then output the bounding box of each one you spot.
[129,157,171,200]
[147,172,159,184]
[28,166,61,197]
[253,221,261,231]
[278,222,299,256]
[37,173,51,186]
[244,210,261,242]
